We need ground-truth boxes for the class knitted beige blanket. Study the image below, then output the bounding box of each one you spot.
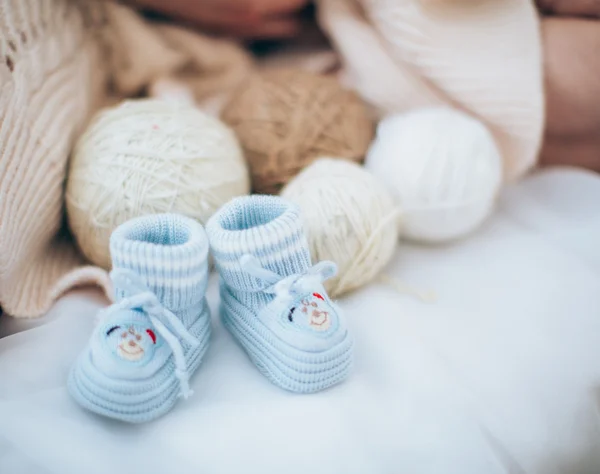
[0,0,543,318]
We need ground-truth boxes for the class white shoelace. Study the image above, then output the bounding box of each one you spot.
[240,254,337,306]
[99,268,200,399]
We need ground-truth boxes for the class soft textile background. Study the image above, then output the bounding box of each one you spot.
[318,0,544,179]
[1,168,599,473]
[0,0,543,318]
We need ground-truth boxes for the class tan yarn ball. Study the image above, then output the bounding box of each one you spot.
[281,158,399,297]
[221,69,374,195]
[66,99,250,269]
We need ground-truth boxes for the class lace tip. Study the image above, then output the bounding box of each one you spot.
[180,388,194,400]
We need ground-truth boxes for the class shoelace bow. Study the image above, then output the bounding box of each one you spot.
[99,268,199,399]
[240,254,337,305]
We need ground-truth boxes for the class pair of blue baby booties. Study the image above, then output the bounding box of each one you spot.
[68,195,354,423]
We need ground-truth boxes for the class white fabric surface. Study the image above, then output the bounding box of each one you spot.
[1,167,599,474]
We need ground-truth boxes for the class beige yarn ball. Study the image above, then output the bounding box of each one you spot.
[281,158,399,297]
[66,99,250,269]
[222,69,375,195]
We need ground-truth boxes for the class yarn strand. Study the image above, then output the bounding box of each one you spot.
[377,274,437,303]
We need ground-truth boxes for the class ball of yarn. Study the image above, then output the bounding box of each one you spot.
[281,158,399,297]
[221,69,374,195]
[365,108,503,243]
[67,98,250,269]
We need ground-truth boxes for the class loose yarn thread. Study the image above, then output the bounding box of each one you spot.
[377,274,437,303]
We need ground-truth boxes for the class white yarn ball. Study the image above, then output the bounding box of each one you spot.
[365,107,503,243]
[281,158,399,297]
[67,99,250,269]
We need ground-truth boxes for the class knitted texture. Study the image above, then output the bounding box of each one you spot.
[0,0,113,318]
[0,0,252,318]
[221,69,374,194]
[68,214,211,423]
[317,0,544,181]
[207,195,353,393]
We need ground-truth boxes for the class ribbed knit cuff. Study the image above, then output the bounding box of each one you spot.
[206,195,311,292]
[110,214,209,310]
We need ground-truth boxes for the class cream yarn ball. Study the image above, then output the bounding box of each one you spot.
[281,158,399,297]
[365,107,503,243]
[67,99,250,269]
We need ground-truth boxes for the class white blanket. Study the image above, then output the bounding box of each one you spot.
[1,168,599,474]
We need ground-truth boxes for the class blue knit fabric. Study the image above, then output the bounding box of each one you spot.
[68,214,211,423]
[206,195,354,393]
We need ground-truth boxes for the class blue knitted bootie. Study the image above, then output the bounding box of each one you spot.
[206,195,353,393]
[68,214,211,423]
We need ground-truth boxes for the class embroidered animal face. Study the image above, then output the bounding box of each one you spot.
[287,292,332,332]
[106,324,157,362]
